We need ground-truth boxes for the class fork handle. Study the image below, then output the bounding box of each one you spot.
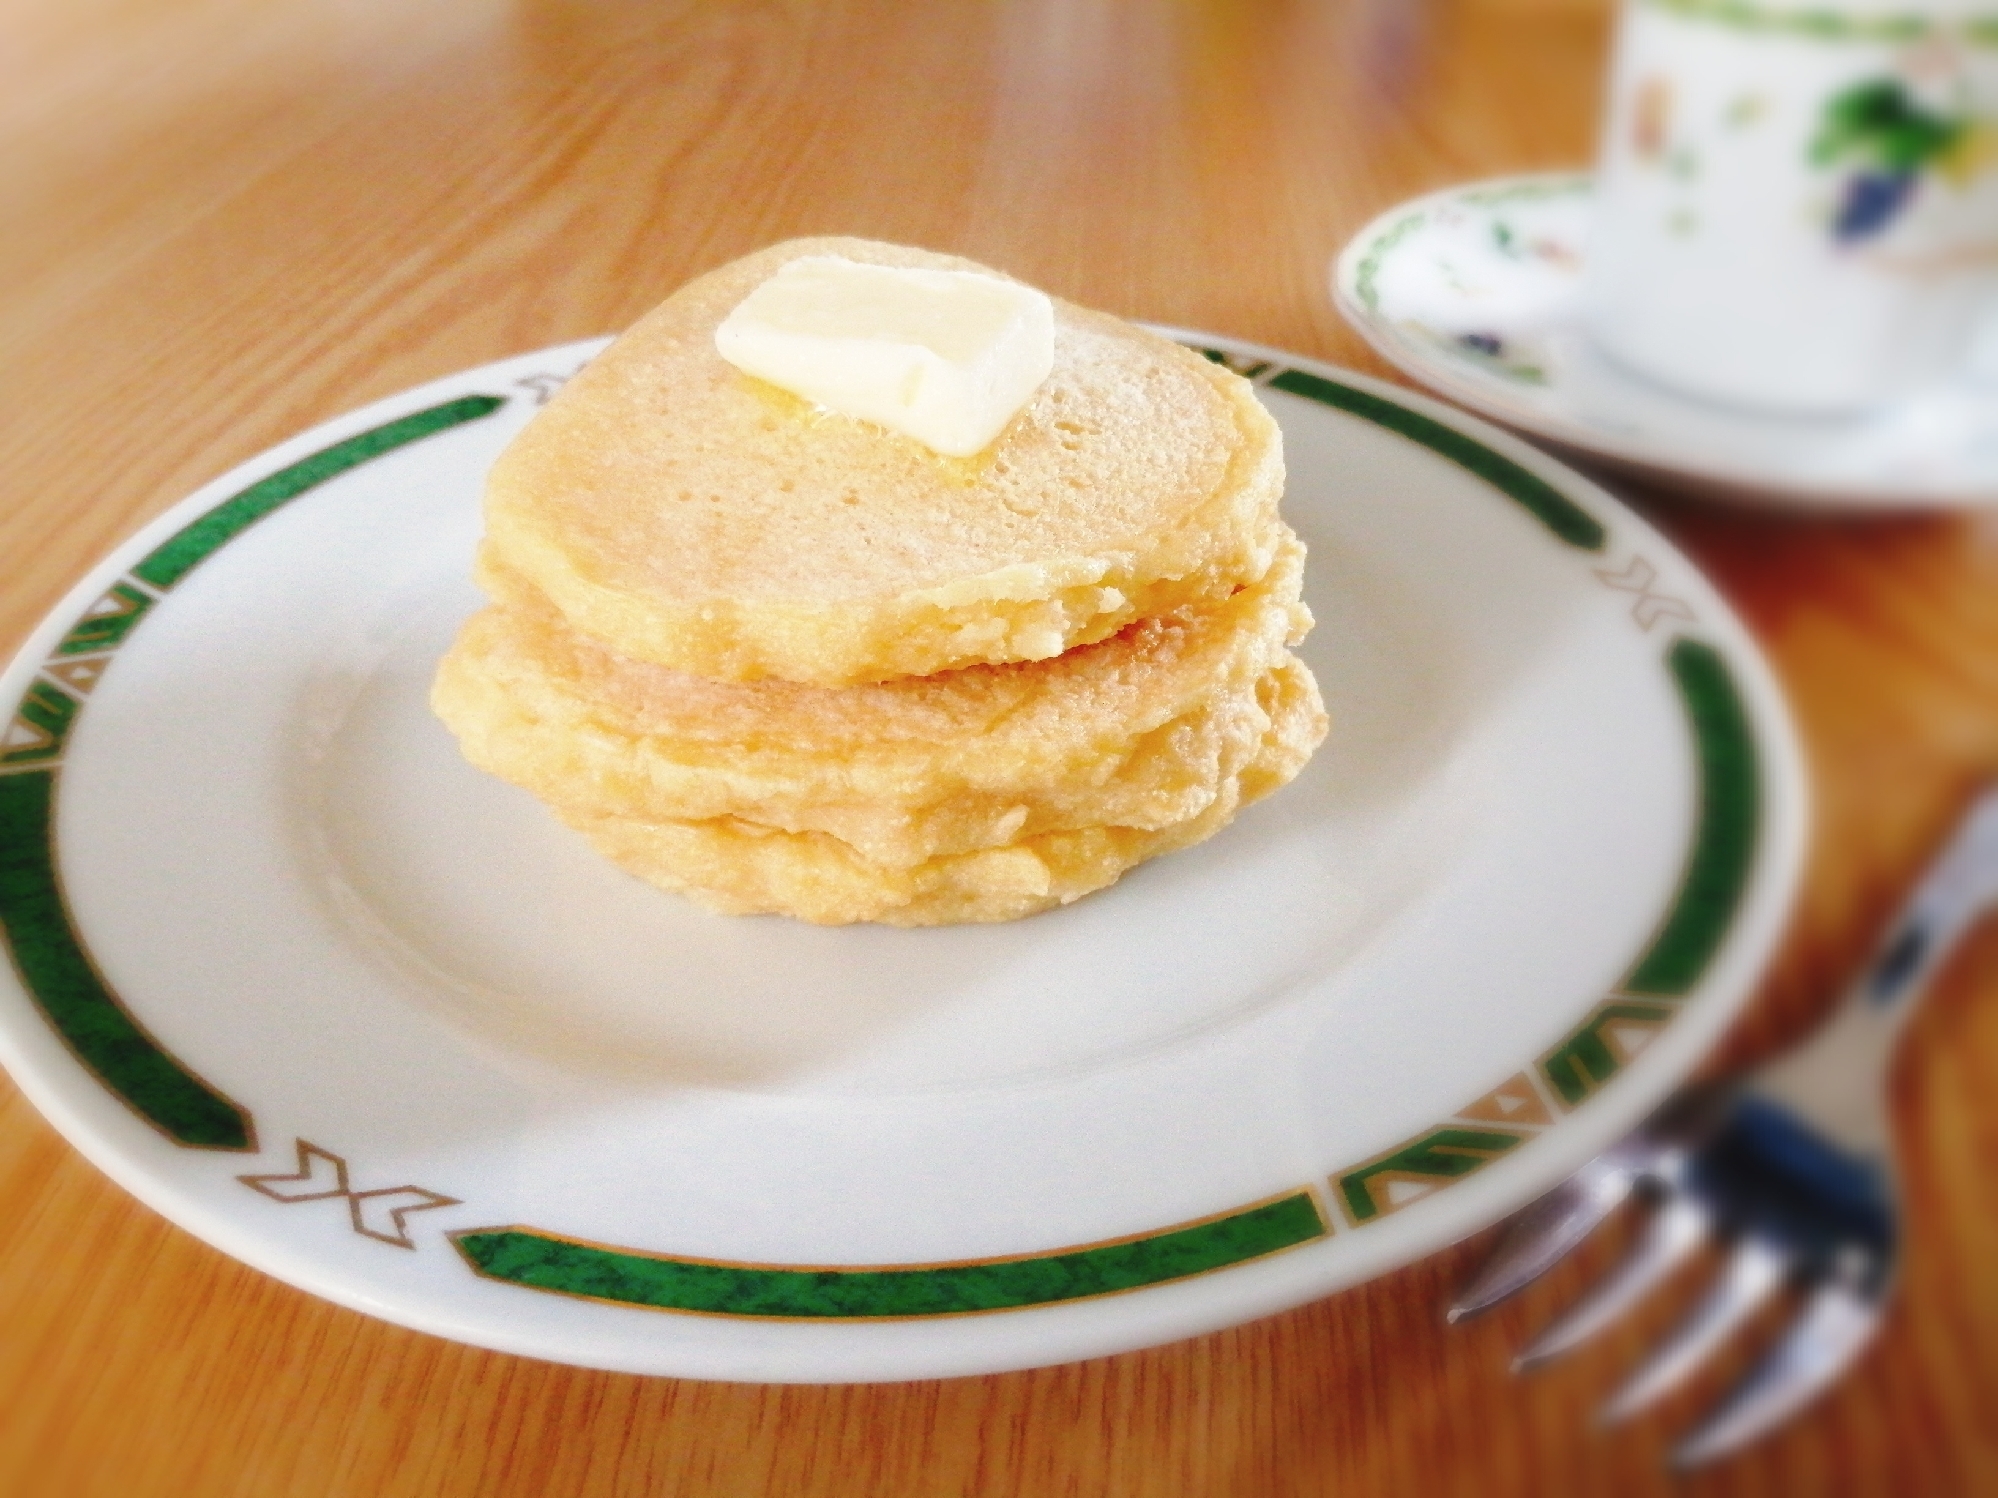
[1851,784,1998,1027]
[1752,785,1998,1153]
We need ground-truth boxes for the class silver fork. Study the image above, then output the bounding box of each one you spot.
[1450,783,1998,1468]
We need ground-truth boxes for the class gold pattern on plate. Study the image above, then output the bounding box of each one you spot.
[239,1139,460,1250]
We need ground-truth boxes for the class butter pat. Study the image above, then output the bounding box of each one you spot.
[714,256,1055,457]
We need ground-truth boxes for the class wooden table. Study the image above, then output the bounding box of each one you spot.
[3,2,1995,1492]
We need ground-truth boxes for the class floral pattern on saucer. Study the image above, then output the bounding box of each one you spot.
[1348,177,1587,392]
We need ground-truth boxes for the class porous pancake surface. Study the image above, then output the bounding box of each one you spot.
[481,237,1285,684]
[433,537,1320,869]
[561,656,1325,926]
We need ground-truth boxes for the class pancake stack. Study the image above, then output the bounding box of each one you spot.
[433,238,1327,925]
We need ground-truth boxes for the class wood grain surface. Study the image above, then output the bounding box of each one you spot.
[3,1,1996,1493]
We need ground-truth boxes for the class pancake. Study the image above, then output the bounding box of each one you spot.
[480,237,1286,685]
[433,534,1321,870]
[557,657,1325,926]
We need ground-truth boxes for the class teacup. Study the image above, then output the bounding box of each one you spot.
[1583,0,1998,415]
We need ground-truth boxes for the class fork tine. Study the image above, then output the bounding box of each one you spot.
[1599,1235,1789,1425]
[1669,1280,1883,1469]
[1449,1153,1644,1322]
[1512,1194,1708,1370]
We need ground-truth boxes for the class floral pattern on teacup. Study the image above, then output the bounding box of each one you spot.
[1805,31,1998,256]
[1813,77,1998,242]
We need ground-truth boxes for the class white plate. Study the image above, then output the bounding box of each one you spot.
[1332,174,1998,511]
[0,335,1806,1382]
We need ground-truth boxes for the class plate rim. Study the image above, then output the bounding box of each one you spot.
[0,335,1811,1380]
[1330,170,1998,513]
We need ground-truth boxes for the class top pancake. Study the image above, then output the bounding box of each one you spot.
[481,237,1285,685]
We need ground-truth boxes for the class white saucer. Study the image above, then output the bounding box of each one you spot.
[1333,174,1998,511]
[0,336,1806,1382]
